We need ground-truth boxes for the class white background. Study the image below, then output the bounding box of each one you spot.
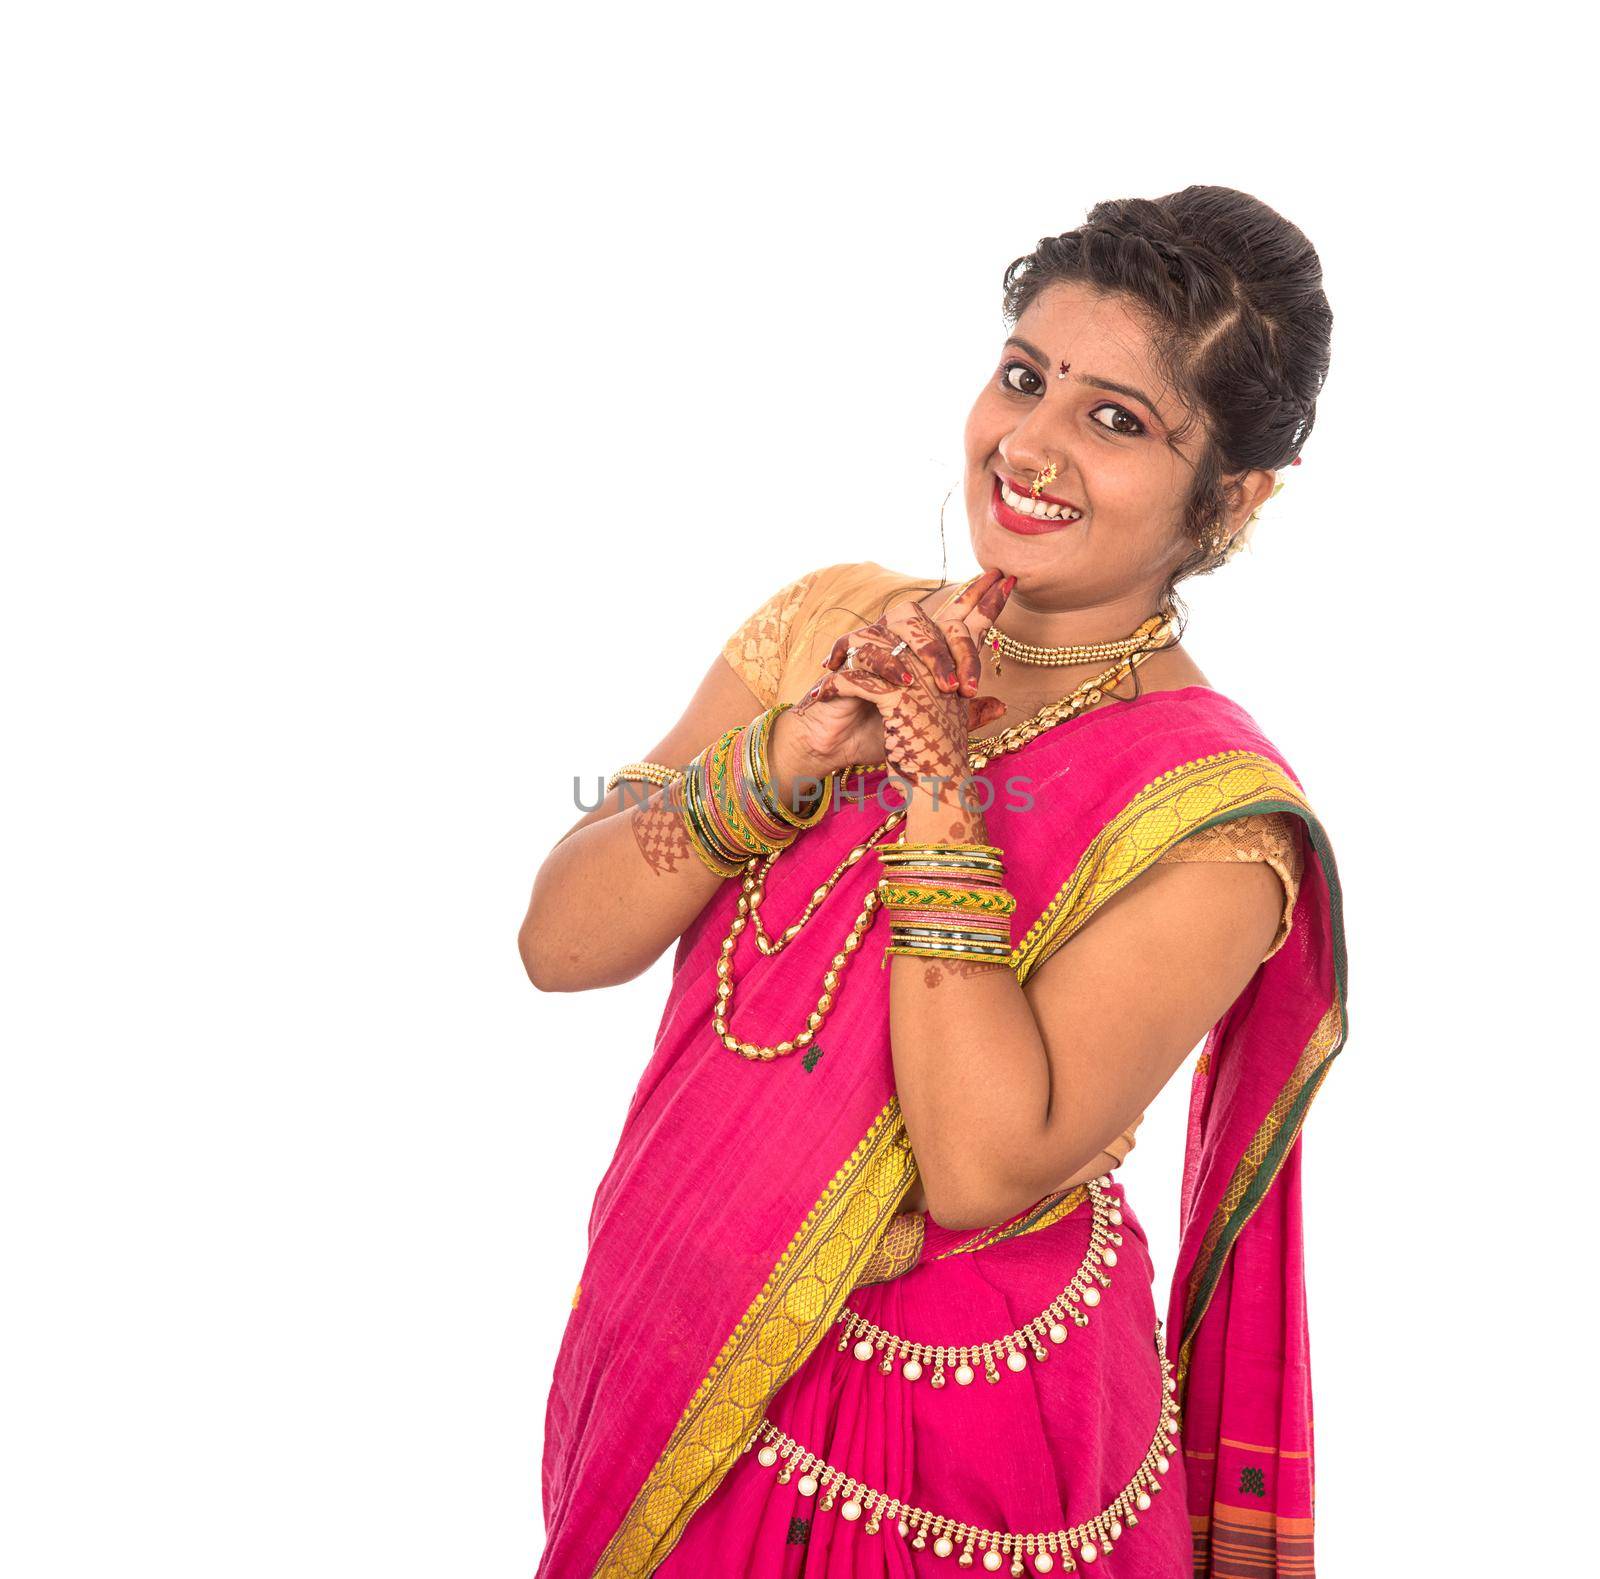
[4,5,1593,1575]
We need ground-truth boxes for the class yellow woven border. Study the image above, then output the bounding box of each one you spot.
[1011,751,1312,985]
[932,1182,1091,1259]
[849,1210,928,1286]
[593,1097,919,1578]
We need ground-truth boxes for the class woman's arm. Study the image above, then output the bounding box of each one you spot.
[890,839,1283,1229]
[797,568,1283,1228]
[518,653,784,992]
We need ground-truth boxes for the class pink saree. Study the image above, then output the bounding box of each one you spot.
[536,685,1346,1578]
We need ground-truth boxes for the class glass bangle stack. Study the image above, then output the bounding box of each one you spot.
[877,841,1017,965]
[680,703,830,878]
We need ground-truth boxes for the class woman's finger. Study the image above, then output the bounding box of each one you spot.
[804,667,902,712]
[965,694,1008,731]
[824,619,894,672]
[883,600,960,693]
[846,642,918,690]
[928,569,1017,640]
[937,615,985,695]
[928,567,1006,628]
[971,573,1016,630]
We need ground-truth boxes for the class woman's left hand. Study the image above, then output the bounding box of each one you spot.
[797,569,1016,788]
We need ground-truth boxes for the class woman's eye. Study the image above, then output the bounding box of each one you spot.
[1001,362,1044,396]
[1090,403,1144,437]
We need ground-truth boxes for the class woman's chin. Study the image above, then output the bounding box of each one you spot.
[969,518,1073,578]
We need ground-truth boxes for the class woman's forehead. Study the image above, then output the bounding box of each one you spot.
[1015,281,1163,382]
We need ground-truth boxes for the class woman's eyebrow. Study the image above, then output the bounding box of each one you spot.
[1077,374,1168,428]
[1003,335,1050,364]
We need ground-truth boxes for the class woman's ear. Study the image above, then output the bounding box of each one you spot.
[1223,467,1277,528]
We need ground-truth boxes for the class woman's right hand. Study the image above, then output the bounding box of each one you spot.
[767,569,1012,801]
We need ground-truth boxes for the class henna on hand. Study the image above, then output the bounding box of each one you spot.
[798,569,1013,790]
[921,957,1008,990]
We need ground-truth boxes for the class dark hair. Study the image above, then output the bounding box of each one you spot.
[1002,185,1333,616]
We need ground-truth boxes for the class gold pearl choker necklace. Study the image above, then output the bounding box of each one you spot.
[835,1175,1123,1390]
[981,611,1173,673]
[743,1319,1181,1572]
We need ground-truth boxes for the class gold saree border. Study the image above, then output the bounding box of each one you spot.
[593,1096,918,1578]
[850,1209,927,1286]
[852,1180,1091,1286]
[933,1182,1090,1258]
[1011,750,1313,984]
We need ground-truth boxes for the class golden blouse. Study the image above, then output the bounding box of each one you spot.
[720,562,1305,1167]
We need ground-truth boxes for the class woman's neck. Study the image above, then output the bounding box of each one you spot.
[977,644,1210,729]
[975,584,1210,718]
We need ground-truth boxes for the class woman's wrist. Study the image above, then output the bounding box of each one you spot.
[903,761,990,845]
[765,708,839,816]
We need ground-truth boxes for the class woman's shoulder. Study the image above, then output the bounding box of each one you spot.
[796,559,940,613]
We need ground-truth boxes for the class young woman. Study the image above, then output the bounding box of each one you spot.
[522,186,1344,1578]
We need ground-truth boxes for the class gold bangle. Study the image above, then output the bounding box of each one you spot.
[606,761,684,792]
[771,761,835,829]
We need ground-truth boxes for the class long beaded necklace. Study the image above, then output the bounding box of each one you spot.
[712,611,1176,1060]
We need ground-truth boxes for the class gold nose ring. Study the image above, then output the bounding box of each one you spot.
[1031,461,1059,498]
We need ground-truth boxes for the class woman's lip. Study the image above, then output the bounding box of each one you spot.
[999,472,1080,511]
[991,475,1083,536]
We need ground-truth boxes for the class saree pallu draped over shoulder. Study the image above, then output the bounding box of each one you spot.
[535,685,1347,1579]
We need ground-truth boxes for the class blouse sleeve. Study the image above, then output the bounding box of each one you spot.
[1157,810,1305,962]
[720,570,823,708]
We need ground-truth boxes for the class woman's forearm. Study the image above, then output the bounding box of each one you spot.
[885,783,1057,1228]
[520,710,839,993]
[519,784,727,991]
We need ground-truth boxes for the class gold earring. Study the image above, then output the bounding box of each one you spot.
[1207,521,1229,558]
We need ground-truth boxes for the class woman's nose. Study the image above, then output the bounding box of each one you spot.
[1000,426,1060,482]
[998,400,1069,481]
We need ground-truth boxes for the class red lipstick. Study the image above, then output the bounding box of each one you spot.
[991,475,1084,537]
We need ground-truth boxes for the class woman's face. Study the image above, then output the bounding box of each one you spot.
[962,279,1205,613]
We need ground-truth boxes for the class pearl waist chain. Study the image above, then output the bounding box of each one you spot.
[743,1319,1180,1573]
[835,1174,1123,1388]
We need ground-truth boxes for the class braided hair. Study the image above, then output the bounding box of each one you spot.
[1002,186,1333,615]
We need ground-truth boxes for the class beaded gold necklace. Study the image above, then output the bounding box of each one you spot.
[713,612,1175,1060]
[981,624,1151,674]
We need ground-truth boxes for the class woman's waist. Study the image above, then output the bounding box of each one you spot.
[855,1171,1141,1288]
[898,1154,1119,1222]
